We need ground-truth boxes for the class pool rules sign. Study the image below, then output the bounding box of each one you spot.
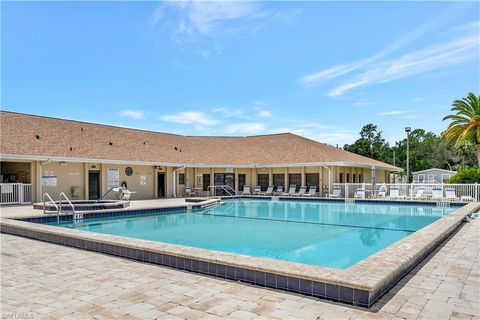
[107,168,119,189]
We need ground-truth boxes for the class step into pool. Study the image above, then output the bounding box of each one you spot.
[47,199,455,269]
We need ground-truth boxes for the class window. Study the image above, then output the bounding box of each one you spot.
[238,174,246,191]
[442,174,451,183]
[202,174,210,191]
[427,174,434,183]
[346,173,350,183]
[353,174,356,183]
[257,174,269,191]
[339,173,343,183]
[305,173,319,188]
[273,174,284,189]
[359,174,363,183]
[418,174,425,183]
[179,173,185,185]
[289,174,301,191]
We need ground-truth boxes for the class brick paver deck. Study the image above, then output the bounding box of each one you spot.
[1,218,479,319]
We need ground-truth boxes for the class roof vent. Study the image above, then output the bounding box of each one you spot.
[109,142,113,146]
[70,147,73,151]
[174,146,178,150]
[143,141,146,145]
[81,127,84,132]
[35,134,40,139]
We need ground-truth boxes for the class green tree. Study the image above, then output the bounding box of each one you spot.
[344,124,391,164]
[442,92,480,166]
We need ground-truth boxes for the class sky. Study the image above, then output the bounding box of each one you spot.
[1,1,479,146]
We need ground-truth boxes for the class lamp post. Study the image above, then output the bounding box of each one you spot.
[405,127,411,183]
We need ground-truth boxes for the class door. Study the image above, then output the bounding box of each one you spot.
[88,171,100,200]
[157,173,165,197]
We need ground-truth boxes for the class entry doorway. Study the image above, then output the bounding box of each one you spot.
[88,171,100,200]
[157,173,166,198]
[214,173,235,195]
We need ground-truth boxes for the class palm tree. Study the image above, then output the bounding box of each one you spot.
[442,92,480,166]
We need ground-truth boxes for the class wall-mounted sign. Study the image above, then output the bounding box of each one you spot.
[42,176,57,187]
[69,171,80,176]
[140,175,147,186]
[107,168,119,189]
[125,167,133,176]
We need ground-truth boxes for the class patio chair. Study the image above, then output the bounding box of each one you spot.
[283,185,296,196]
[414,187,426,200]
[184,186,196,197]
[242,185,251,195]
[253,185,262,195]
[274,186,283,196]
[304,186,317,197]
[431,187,443,201]
[293,186,307,197]
[262,185,274,196]
[327,186,342,198]
[445,188,459,201]
[119,189,137,201]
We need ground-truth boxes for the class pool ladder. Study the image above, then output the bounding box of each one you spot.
[43,192,80,222]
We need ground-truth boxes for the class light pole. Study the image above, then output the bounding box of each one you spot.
[405,127,411,183]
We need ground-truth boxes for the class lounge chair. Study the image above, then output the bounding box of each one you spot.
[304,186,317,197]
[262,185,274,196]
[354,188,365,199]
[119,189,137,201]
[387,187,405,199]
[327,186,342,198]
[184,186,196,197]
[253,186,262,195]
[242,185,251,195]
[414,187,425,200]
[431,187,443,201]
[294,186,307,197]
[445,188,459,201]
[274,186,283,196]
[283,185,296,196]
[378,185,387,198]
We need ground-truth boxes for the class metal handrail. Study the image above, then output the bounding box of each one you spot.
[207,185,240,199]
[43,192,59,214]
[96,186,120,203]
[59,192,75,214]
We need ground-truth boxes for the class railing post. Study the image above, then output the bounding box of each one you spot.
[345,183,348,198]
[476,184,479,201]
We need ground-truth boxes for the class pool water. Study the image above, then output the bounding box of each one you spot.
[48,200,454,269]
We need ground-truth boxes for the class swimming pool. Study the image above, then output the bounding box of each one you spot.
[47,199,454,269]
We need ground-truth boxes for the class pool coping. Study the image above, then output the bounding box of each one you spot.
[1,199,478,308]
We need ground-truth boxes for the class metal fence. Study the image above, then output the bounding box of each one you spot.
[331,183,479,202]
[0,183,32,204]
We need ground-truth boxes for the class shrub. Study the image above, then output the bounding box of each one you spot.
[448,167,480,183]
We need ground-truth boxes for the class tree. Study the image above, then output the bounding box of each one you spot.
[344,124,391,164]
[442,92,480,166]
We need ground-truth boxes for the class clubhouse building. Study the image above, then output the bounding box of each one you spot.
[0,111,399,203]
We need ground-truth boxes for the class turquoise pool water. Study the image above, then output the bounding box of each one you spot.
[49,200,454,269]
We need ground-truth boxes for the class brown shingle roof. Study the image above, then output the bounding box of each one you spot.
[0,111,399,170]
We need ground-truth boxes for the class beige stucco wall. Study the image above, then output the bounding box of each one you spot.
[40,162,86,200]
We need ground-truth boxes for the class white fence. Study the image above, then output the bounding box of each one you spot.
[0,183,32,204]
[332,183,479,202]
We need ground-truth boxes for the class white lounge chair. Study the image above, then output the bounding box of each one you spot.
[445,188,459,201]
[354,188,365,199]
[283,185,296,196]
[388,187,405,199]
[274,186,283,196]
[184,186,195,197]
[378,185,387,198]
[327,186,342,198]
[120,189,137,201]
[294,186,307,197]
[304,186,317,197]
[262,185,274,196]
[414,187,425,200]
[431,188,443,201]
[242,185,251,195]
[253,186,262,195]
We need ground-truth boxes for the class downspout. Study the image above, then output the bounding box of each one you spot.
[322,165,331,195]
[172,166,185,197]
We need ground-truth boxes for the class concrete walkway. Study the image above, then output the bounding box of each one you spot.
[1,216,479,319]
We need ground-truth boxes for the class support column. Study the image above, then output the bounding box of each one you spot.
[269,168,273,186]
[234,168,239,192]
[284,167,288,188]
[301,166,306,186]
[84,163,89,200]
[319,166,323,196]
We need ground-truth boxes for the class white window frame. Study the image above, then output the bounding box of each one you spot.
[418,174,425,183]
[442,174,451,182]
[427,174,435,183]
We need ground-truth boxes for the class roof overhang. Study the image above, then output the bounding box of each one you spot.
[0,153,401,171]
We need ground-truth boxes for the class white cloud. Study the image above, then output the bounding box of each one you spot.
[353,101,373,107]
[328,33,478,97]
[226,123,266,135]
[160,112,216,126]
[212,106,246,118]
[119,109,145,120]
[379,110,413,116]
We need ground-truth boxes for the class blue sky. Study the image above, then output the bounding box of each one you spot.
[2,1,479,146]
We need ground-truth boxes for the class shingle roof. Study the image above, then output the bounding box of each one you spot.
[0,111,399,170]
